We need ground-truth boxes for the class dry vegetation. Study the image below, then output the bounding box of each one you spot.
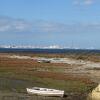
[0,52,98,100]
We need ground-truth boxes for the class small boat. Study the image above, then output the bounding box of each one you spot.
[26,87,64,97]
[37,60,51,63]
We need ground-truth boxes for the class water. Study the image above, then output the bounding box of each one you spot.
[0,48,100,54]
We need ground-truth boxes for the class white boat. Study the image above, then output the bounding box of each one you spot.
[26,87,64,97]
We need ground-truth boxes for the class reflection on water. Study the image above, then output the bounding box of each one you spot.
[87,84,100,100]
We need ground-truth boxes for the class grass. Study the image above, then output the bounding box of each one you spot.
[0,77,95,93]
[0,68,96,94]
[0,53,97,94]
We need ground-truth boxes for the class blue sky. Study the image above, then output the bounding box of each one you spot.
[0,0,100,49]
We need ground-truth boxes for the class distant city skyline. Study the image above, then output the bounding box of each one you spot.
[0,44,95,50]
[0,0,100,49]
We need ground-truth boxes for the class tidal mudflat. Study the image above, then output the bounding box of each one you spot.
[0,52,99,100]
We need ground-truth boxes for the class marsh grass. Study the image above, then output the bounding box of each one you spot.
[0,53,97,95]
[0,71,96,94]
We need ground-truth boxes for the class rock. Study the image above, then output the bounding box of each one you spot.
[90,84,100,100]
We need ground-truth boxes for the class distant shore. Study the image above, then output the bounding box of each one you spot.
[0,48,100,54]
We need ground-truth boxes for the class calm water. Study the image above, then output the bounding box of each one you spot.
[0,48,100,54]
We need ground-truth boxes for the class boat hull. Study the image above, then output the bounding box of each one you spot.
[26,88,64,97]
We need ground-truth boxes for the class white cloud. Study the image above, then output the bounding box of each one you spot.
[0,25,11,32]
[0,17,32,32]
[0,16,100,34]
[30,21,100,34]
[13,20,32,32]
[84,0,93,5]
[33,21,67,33]
[74,0,94,5]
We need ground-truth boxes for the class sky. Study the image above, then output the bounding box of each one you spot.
[0,0,100,49]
